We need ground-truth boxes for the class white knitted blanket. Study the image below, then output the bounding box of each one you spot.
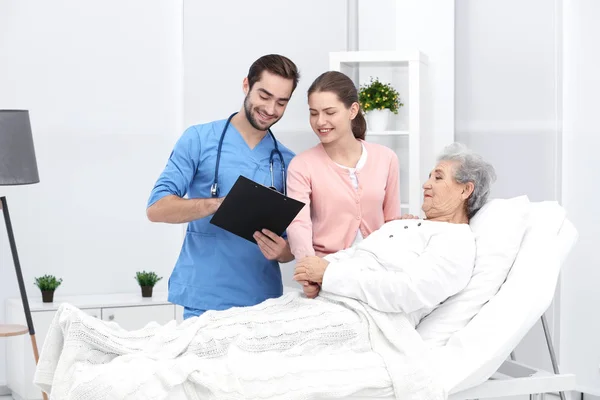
[34,292,445,400]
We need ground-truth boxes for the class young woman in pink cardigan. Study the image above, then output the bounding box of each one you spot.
[286,71,401,298]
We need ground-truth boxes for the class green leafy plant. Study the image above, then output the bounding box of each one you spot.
[34,275,63,291]
[135,271,163,287]
[358,77,403,114]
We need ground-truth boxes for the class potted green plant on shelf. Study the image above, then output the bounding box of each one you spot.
[135,271,163,298]
[33,275,63,303]
[358,77,403,132]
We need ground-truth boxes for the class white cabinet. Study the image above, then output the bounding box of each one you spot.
[5,292,178,400]
[101,304,175,330]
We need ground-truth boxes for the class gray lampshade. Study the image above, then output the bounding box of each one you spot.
[0,110,39,186]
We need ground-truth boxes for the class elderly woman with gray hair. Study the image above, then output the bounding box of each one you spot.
[294,142,497,323]
[34,143,496,400]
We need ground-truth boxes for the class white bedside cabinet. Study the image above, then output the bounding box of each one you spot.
[5,292,183,400]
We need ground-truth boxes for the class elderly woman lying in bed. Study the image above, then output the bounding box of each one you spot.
[293,142,497,326]
[34,143,496,400]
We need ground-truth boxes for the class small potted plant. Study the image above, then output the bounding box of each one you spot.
[135,271,163,298]
[358,77,403,132]
[34,275,63,303]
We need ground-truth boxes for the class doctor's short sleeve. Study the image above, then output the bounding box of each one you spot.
[147,126,201,208]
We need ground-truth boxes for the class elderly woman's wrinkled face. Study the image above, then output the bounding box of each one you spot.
[422,161,471,219]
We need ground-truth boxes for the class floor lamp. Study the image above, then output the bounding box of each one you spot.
[0,110,48,400]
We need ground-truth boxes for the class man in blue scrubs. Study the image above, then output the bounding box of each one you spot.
[147,54,299,319]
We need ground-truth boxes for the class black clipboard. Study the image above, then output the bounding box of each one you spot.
[209,175,305,243]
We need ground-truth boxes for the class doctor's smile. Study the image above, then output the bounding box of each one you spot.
[257,110,276,122]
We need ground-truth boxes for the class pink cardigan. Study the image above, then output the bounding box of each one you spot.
[286,141,401,259]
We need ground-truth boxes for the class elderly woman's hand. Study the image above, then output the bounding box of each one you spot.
[293,256,329,284]
[395,213,420,220]
[302,282,321,299]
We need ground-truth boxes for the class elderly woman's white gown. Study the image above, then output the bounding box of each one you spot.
[34,219,475,400]
[323,219,476,327]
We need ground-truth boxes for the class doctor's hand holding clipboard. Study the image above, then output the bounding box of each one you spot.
[254,229,292,261]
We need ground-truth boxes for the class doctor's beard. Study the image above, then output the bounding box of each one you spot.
[243,94,281,131]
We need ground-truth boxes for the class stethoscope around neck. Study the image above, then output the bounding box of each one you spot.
[211,112,287,198]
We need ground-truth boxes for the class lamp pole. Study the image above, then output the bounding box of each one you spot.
[1,196,40,353]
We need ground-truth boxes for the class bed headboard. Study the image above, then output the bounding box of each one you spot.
[436,203,578,393]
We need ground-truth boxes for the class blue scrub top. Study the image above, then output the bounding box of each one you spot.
[148,118,295,312]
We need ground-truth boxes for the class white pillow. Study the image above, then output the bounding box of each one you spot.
[416,195,531,347]
[524,201,566,238]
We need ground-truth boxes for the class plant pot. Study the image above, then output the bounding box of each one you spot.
[366,109,391,132]
[141,286,153,298]
[41,290,54,303]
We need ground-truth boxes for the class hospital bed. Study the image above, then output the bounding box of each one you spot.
[291,197,578,400]
[446,204,577,400]
[31,197,576,400]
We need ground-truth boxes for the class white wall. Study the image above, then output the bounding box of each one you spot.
[456,0,600,394]
[396,0,455,155]
[455,0,560,202]
[454,0,562,374]
[0,0,185,386]
[183,0,347,149]
[560,0,600,393]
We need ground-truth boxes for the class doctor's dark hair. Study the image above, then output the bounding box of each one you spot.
[307,71,367,140]
[437,142,497,219]
[247,54,300,92]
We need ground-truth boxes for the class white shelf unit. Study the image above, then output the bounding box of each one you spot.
[329,50,433,216]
